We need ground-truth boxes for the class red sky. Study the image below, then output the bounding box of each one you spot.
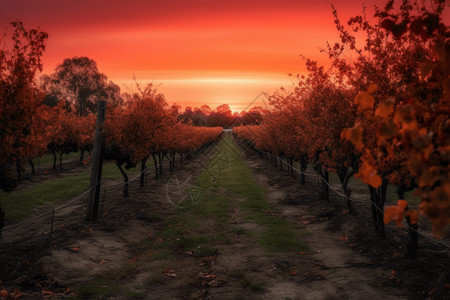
[1,0,448,112]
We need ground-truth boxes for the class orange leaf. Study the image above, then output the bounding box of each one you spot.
[355,91,375,109]
[0,289,9,297]
[397,200,408,210]
[11,288,21,299]
[375,99,394,118]
[384,206,404,226]
[355,160,382,188]
[405,210,419,225]
[341,122,363,150]
[289,270,298,275]
[42,290,55,295]
[367,83,378,94]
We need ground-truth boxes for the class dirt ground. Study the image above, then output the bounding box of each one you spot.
[0,137,449,299]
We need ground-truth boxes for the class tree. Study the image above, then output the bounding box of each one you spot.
[42,57,121,162]
[335,0,449,238]
[47,57,107,116]
[0,21,48,233]
[341,0,449,239]
[0,21,48,191]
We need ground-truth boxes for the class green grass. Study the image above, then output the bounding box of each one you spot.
[0,162,139,223]
[215,135,307,254]
[147,272,163,284]
[240,277,263,291]
[71,278,142,300]
[72,279,121,299]
[36,151,81,166]
[71,135,307,297]
[232,226,250,235]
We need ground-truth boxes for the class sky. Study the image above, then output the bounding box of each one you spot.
[1,0,448,112]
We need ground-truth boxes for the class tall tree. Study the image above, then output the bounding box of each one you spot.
[50,57,108,116]
[0,21,48,191]
[0,21,48,233]
[42,57,122,162]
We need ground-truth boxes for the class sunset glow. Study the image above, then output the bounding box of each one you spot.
[1,0,447,111]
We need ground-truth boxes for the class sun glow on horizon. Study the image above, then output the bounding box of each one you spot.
[118,74,292,112]
[2,0,435,111]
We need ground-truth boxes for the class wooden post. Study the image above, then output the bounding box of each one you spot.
[87,100,106,220]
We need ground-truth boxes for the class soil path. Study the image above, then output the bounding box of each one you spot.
[1,135,448,299]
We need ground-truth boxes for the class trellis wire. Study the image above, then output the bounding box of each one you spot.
[239,139,449,249]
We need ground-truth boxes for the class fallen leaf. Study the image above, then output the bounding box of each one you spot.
[164,269,176,278]
[128,257,137,264]
[11,288,21,299]
[42,290,55,295]
[0,289,8,298]
[289,270,297,275]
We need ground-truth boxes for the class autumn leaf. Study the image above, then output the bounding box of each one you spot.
[375,98,394,118]
[341,122,363,150]
[355,159,382,188]
[367,83,378,94]
[354,91,375,109]
[0,289,8,298]
[397,200,408,210]
[42,290,56,296]
[405,210,419,225]
[289,270,297,275]
[11,288,21,299]
[384,205,404,226]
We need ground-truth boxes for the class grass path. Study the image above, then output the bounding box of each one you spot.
[74,134,307,299]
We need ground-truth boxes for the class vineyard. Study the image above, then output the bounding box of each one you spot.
[1,0,450,299]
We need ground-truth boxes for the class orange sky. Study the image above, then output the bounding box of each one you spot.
[1,0,448,112]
